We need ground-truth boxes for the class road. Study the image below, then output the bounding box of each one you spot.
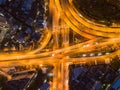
[0,0,120,90]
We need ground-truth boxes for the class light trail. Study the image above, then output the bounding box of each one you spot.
[1,46,120,69]
[68,0,120,33]
[56,0,120,38]
[0,38,119,62]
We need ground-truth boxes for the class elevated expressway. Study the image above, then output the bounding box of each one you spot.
[0,0,120,90]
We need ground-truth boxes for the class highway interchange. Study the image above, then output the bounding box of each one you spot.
[0,0,120,90]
